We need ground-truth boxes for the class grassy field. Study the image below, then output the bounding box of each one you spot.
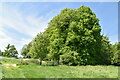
[1,57,119,78]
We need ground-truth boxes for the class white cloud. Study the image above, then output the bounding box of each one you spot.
[15,38,32,53]
[1,4,49,37]
[0,26,13,51]
[0,3,53,52]
[0,36,13,52]
[1,2,117,53]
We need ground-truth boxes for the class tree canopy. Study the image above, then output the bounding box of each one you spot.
[3,44,18,57]
[21,5,119,66]
[2,5,119,66]
[30,32,48,65]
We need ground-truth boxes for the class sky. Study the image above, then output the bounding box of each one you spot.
[0,2,118,53]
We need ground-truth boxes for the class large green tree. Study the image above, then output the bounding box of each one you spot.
[30,32,48,65]
[24,5,115,66]
[66,6,102,65]
[45,8,74,65]
[45,6,102,65]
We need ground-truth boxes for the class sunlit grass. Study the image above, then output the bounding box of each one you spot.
[1,57,119,78]
[0,64,2,79]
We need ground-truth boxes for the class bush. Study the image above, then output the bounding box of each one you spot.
[111,51,120,66]
[60,51,79,66]
[60,51,91,66]
[17,59,39,65]
[60,54,74,66]
[111,42,120,66]
[42,61,58,66]
[27,59,39,64]
[17,60,29,65]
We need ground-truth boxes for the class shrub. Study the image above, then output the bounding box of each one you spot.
[111,51,120,66]
[60,51,79,66]
[17,60,29,65]
[111,42,120,66]
[27,59,39,64]
[42,61,57,66]
[18,59,39,65]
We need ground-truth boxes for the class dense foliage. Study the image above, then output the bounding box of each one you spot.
[29,32,48,65]
[111,42,120,65]
[2,6,119,66]
[20,6,120,66]
[2,44,18,57]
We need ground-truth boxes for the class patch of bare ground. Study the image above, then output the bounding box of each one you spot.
[3,64,18,68]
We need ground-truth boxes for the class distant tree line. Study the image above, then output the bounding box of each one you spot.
[1,44,18,57]
[1,6,120,66]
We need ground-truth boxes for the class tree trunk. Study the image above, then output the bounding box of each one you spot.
[57,60,59,65]
[52,59,54,66]
[40,58,42,65]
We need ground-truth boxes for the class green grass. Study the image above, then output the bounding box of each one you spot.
[0,64,2,79]
[0,56,2,79]
[1,57,119,78]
